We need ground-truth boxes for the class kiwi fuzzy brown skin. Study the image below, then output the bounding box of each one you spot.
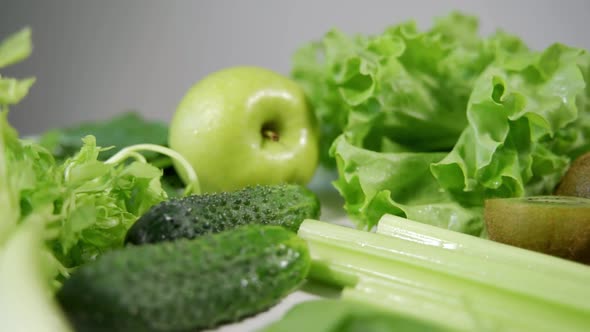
[484,196,590,265]
[555,151,590,198]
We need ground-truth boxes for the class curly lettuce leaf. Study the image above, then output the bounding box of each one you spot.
[0,27,32,69]
[292,12,527,167]
[3,112,168,271]
[331,135,483,234]
[431,44,589,205]
[0,27,169,330]
[40,136,167,267]
[38,111,190,197]
[0,27,35,105]
[0,26,36,242]
[331,43,590,233]
[1,27,169,270]
[0,77,36,105]
[0,28,70,328]
[310,13,590,233]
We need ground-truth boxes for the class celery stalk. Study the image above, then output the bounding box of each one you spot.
[342,287,530,332]
[299,219,590,313]
[308,241,588,332]
[347,279,503,331]
[376,214,590,285]
[345,278,587,332]
[342,288,469,331]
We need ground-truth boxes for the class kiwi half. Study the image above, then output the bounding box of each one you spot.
[484,196,590,264]
[555,151,590,198]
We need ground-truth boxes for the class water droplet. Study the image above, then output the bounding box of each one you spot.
[267,266,278,276]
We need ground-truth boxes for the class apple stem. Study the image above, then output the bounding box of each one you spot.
[263,129,280,142]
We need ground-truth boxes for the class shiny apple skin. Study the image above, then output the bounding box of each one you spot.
[169,66,319,193]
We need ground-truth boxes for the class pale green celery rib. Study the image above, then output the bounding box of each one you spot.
[376,214,590,285]
[341,288,469,332]
[345,275,586,332]
[343,287,530,332]
[308,241,590,332]
[298,219,590,314]
[348,279,522,332]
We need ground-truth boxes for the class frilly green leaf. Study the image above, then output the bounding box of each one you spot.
[300,12,590,234]
[0,27,32,69]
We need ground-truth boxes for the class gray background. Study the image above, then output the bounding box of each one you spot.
[2,0,590,135]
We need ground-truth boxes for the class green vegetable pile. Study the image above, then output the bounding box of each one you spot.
[0,28,322,332]
[297,215,590,332]
[292,12,590,235]
[2,11,590,332]
[0,28,171,287]
[37,111,189,198]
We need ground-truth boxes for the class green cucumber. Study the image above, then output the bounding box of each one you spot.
[57,225,311,332]
[125,184,320,245]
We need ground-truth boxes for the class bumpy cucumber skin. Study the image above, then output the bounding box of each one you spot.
[57,225,311,332]
[125,184,320,245]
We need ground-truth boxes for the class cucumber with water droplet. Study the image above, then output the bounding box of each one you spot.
[57,225,311,332]
[125,184,321,245]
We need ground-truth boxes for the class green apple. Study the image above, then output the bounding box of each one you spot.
[168,66,320,193]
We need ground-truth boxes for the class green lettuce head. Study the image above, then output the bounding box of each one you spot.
[293,12,590,235]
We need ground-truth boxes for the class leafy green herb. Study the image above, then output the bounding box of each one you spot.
[39,111,170,163]
[0,27,35,243]
[37,110,188,197]
[4,119,169,273]
[0,27,35,107]
[292,12,525,167]
[48,136,169,268]
[0,27,74,332]
[0,27,32,68]
[292,12,590,233]
[0,28,176,285]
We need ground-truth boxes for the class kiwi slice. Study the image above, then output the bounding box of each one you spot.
[484,196,590,264]
[555,151,590,198]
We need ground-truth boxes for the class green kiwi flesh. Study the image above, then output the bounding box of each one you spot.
[555,152,590,198]
[484,196,590,264]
